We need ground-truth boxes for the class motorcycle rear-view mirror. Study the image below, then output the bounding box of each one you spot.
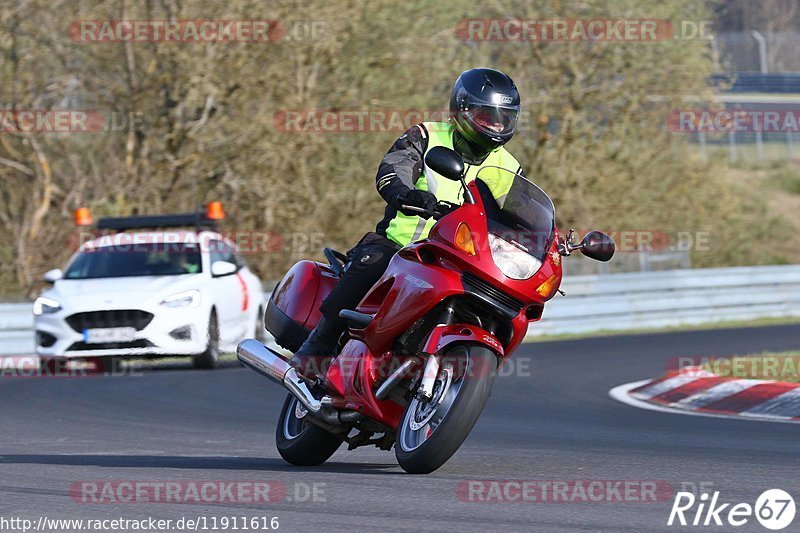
[425,146,464,182]
[580,231,615,262]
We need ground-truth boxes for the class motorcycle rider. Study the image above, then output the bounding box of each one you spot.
[291,68,526,377]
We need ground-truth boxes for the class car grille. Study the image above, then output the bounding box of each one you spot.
[65,310,154,333]
[66,339,155,352]
[461,272,524,319]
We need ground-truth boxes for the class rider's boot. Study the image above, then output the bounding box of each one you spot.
[289,316,342,379]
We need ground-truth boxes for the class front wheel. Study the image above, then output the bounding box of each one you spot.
[395,345,497,474]
[275,394,343,466]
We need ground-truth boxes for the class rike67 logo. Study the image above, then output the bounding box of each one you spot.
[668,489,795,530]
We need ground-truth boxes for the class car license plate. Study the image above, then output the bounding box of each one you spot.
[83,327,137,344]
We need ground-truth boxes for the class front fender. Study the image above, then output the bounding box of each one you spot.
[423,324,504,357]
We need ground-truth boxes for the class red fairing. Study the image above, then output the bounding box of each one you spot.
[317,179,566,430]
[426,197,563,307]
[352,252,465,355]
[423,324,505,357]
[270,260,337,330]
[324,340,406,428]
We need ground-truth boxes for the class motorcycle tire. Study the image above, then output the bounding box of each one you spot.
[275,394,343,466]
[395,345,497,474]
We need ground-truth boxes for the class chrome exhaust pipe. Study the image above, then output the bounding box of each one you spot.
[236,339,322,413]
[375,359,415,400]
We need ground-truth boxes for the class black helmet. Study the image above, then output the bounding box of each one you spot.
[449,68,520,163]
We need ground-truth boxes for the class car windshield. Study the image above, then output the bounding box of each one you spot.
[474,166,556,260]
[64,242,202,279]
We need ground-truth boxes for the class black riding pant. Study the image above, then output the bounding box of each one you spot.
[319,232,400,327]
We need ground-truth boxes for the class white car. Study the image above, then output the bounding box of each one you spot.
[34,210,265,369]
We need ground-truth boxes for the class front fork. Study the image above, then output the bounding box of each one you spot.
[417,354,440,401]
[413,307,505,401]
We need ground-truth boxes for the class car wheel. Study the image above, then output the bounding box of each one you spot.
[193,310,220,369]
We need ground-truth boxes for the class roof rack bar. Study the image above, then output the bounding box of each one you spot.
[95,212,218,231]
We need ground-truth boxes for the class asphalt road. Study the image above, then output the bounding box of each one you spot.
[2,324,799,532]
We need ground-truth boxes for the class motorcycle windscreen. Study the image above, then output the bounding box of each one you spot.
[473,166,556,262]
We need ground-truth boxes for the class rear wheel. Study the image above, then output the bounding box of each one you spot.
[193,311,220,369]
[275,394,343,466]
[395,345,497,474]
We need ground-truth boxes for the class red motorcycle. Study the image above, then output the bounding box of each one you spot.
[237,147,614,474]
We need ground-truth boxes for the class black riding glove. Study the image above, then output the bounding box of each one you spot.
[395,189,437,218]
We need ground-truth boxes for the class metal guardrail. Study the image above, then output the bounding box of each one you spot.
[2,265,799,355]
[711,73,800,93]
[0,302,34,356]
[529,264,800,336]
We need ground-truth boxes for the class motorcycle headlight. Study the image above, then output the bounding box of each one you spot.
[33,296,62,316]
[160,289,201,308]
[488,234,542,280]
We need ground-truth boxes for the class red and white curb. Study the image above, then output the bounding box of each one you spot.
[609,367,800,424]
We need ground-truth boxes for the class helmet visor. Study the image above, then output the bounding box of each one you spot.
[465,105,519,136]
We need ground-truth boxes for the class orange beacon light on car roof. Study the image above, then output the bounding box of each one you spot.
[73,207,93,227]
[206,201,225,221]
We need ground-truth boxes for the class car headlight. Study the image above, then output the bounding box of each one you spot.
[160,289,201,308]
[488,233,542,280]
[33,296,62,316]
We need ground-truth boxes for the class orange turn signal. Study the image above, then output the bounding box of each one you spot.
[206,201,225,220]
[455,223,476,255]
[535,273,560,299]
[73,207,93,227]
